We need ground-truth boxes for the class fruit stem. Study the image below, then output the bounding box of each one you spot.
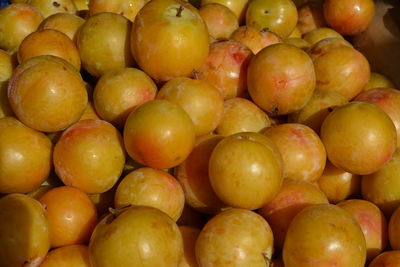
[192,69,199,79]
[262,252,272,266]
[176,5,184,17]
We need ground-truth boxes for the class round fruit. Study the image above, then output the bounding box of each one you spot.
[124,99,196,169]
[323,0,375,35]
[0,3,43,52]
[209,132,283,209]
[247,43,316,115]
[196,208,274,266]
[17,29,81,70]
[8,55,87,132]
[40,245,90,267]
[77,12,134,77]
[0,117,52,193]
[259,178,328,249]
[337,199,388,260]
[246,0,298,39]
[131,0,209,83]
[89,206,184,267]
[283,204,366,267]
[115,167,185,221]
[54,119,125,194]
[303,27,343,45]
[0,194,50,267]
[320,102,396,175]
[0,49,13,82]
[157,77,224,136]
[39,186,98,248]
[263,123,326,182]
[93,67,157,129]
[310,39,370,100]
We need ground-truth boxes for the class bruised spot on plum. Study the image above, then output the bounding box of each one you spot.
[232,51,246,64]
[292,128,304,139]
[52,1,60,7]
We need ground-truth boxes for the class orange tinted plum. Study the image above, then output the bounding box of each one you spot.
[263,123,326,182]
[93,67,157,129]
[39,186,98,248]
[368,251,400,267]
[0,3,43,52]
[195,209,274,266]
[321,102,396,175]
[77,12,134,77]
[246,0,298,39]
[54,119,125,194]
[201,0,248,23]
[310,41,370,100]
[323,0,375,35]
[337,199,388,260]
[247,43,316,115]
[209,132,283,209]
[40,245,90,267]
[89,206,183,267]
[17,29,81,70]
[114,167,185,221]
[124,99,196,169]
[283,204,366,267]
[8,55,87,132]
[0,117,52,194]
[131,0,209,83]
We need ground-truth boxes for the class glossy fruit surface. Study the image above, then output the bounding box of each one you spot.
[38,13,85,42]
[283,204,366,267]
[196,208,274,266]
[8,55,87,132]
[124,99,195,169]
[320,102,396,175]
[89,206,184,267]
[0,194,50,267]
[54,119,125,194]
[40,245,91,267]
[39,186,98,248]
